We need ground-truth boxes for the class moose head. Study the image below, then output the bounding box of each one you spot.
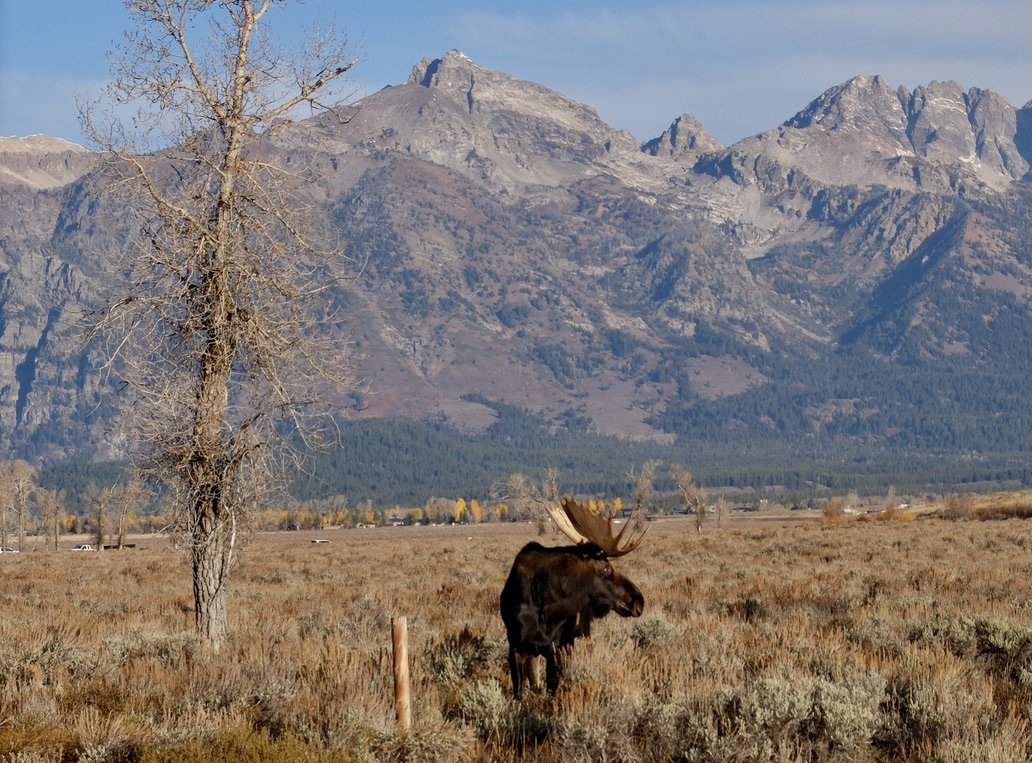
[499,498,647,697]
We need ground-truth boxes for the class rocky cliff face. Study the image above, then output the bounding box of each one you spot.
[705,75,1032,193]
[0,140,115,460]
[2,51,1032,462]
[0,136,95,190]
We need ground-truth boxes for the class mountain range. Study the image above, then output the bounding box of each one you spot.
[3,50,1032,490]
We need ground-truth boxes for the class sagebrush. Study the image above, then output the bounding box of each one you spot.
[2,506,1031,761]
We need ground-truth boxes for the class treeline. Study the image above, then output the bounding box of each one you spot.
[37,461,130,514]
[275,391,1032,505]
[652,343,1032,455]
[35,396,1032,515]
[292,400,672,505]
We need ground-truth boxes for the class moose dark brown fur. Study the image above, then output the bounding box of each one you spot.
[499,499,647,697]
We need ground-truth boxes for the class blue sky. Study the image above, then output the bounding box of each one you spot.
[2,1,1031,147]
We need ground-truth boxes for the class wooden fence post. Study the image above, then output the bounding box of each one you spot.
[392,616,411,733]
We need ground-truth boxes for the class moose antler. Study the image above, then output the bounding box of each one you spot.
[545,498,648,557]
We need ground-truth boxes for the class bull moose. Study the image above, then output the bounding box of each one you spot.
[499,498,647,697]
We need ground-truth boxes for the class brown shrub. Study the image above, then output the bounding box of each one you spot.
[820,496,848,525]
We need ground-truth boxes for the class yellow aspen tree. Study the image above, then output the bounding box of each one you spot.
[453,497,467,523]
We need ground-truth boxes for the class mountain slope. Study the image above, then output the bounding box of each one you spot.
[1,51,1032,485]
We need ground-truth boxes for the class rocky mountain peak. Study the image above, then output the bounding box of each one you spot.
[642,113,723,160]
[408,49,625,139]
[307,50,645,195]
[0,135,94,190]
[902,82,1030,179]
[706,75,1031,192]
[409,49,479,90]
[786,74,909,139]
[904,80,985,161]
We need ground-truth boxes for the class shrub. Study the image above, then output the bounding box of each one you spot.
[630,613,680,650]
[715,671,817,759]
[874,505,916,522]
[808,674,886,752]
[973,499,1032,520]
[453,679,511,740]
[6,505,1032,761]
[941,492,974,519]
[821,497,848,524]
[425,627,499,686]
[879,645,1000,758]
[453,680,553,752]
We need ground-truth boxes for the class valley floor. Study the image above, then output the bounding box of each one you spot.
[2,496,1031,761]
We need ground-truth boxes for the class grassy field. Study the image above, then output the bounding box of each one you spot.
[2,497,1032,761]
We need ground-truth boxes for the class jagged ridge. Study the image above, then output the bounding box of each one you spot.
[1,51,1031,472]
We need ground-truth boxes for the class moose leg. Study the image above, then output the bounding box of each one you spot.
[545,645,562,694]
[509,646,525,699]
[521,654,541,692]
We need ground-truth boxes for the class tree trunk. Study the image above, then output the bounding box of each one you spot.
[192,515,230,647]
[15,497,25,551]
[94,495,106,550]
[182,108,244,646]
[189,303,236,647]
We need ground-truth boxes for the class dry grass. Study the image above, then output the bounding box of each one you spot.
[3,508,1032,761]
[971,490,1032,521]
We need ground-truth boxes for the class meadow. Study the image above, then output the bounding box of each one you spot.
[3,495,1032,762]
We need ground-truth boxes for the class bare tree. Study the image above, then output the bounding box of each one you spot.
[83,1,358,647]
[713,493,729,529]
[113,478,144,549]
[492,469,560,535]
[34,487,66,551]
[86,483,113,550]
[0,461,39,551]
[629,460,661,512]
[670,463,704,532]
[0,467,9,549]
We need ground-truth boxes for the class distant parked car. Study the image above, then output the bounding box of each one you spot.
[71,544,95,551]
[0,546,19,553]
